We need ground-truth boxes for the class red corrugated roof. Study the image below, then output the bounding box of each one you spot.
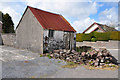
[28,6,76,32]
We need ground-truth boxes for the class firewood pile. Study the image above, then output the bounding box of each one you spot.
[43,46,118,67]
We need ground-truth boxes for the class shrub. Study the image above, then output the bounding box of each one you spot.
[110,31,120,40]
[76,47,80,52]
[91,37,96,42]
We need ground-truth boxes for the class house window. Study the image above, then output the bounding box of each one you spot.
[48,30,54,37]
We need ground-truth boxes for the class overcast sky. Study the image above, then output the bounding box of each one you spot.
[0,0,119,33]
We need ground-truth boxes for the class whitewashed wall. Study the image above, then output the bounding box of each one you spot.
[43,30,76,52]
[85,24,98,33]
[16,8,43,54]
[54,31,64,41]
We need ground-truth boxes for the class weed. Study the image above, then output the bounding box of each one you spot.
[112,65,116,67]
[62,61,78,68]
[58,61,62,63]
[62,64,78,68]
[47,54,52,59]
[67,61,75,65]
[40,54,43,57]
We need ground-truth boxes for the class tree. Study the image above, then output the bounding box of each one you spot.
[2,13,15,33]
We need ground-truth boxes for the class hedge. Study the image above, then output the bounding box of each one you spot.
[76,33,83,42]
[110,31,120,40]
[93,31,110,41]
[82,32,93,41]
[76,31,120,42]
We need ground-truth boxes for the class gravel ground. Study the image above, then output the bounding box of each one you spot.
[0,46,119,78]
[50,65,118,78]
[1,46,66,78]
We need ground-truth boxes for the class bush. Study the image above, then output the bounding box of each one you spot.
[91,37,96,42]
[110,31,120,40]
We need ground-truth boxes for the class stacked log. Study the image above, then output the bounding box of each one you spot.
[43,47,118,67]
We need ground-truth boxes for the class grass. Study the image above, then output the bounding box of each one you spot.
[84,64,119,70]
[40,54,43,57]
[47,54,52,59]
[58,61,62,63]
[62,62,78,68]
[105,60,110,64]
[112,65,116,67]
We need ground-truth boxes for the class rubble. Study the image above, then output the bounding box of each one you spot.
[42,46,118,68]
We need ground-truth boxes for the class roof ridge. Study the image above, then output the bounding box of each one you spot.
[27,6,60,16]
[95,22,117,31]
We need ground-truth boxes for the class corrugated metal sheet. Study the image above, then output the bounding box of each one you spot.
[28,6,76,32]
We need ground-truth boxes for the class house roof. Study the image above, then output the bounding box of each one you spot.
[27,6,76,32]
[83,22,117,33]
[96,23,117,32]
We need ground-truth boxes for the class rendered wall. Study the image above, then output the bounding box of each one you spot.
[85,24,98,33]
[16,8,43,54]
[95,29,104,32]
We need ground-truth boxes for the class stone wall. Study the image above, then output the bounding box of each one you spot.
[43,30,76,52]
[76,40,120,49]
[1,33,16,47]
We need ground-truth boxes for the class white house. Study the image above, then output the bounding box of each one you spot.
[83,22,117,33]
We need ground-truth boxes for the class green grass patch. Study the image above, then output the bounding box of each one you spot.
[62,62,78,68]
[58,61,62,63]
[40,54,43,57]
[47,54,52,59]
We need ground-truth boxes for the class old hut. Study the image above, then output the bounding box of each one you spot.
[16,6,76,53]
